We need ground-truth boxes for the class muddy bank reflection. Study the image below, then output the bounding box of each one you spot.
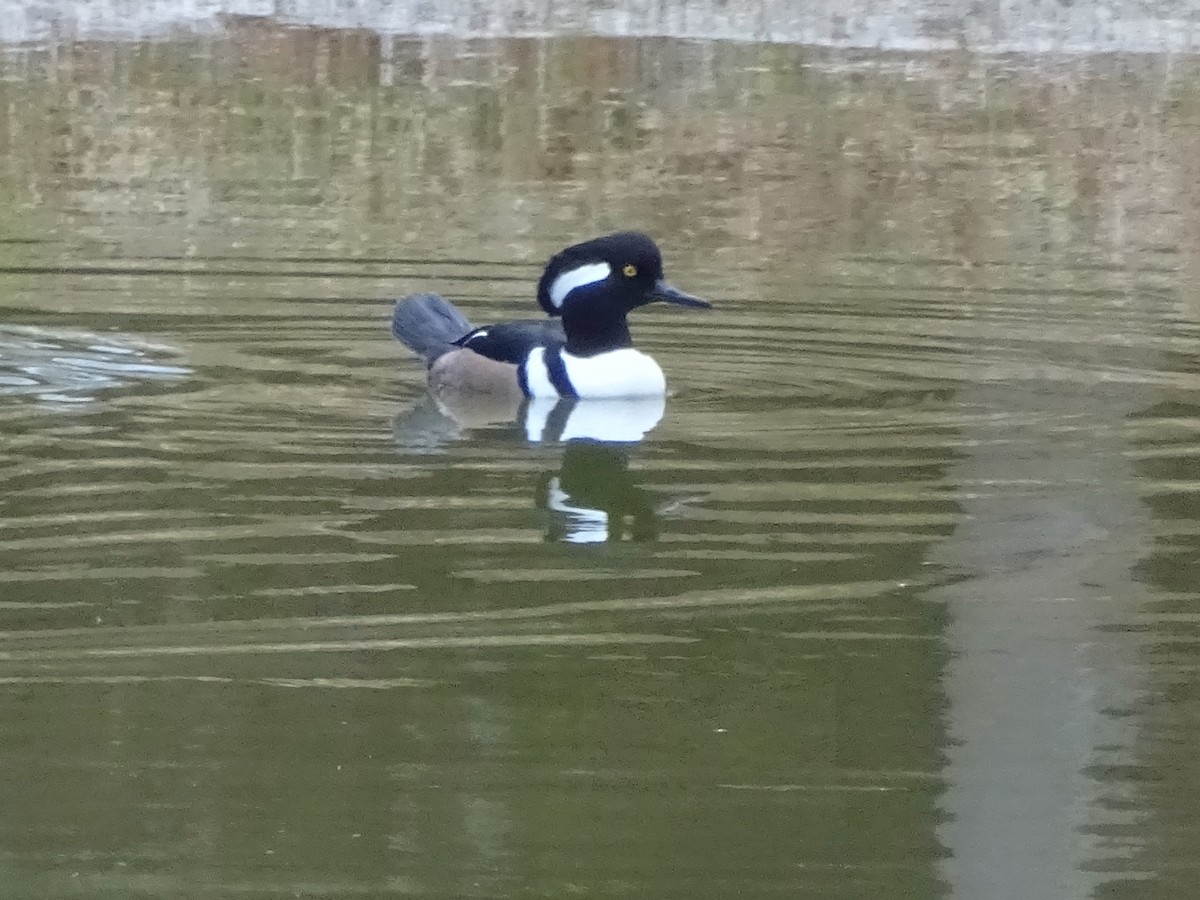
[2,29,1198,293]
[5,0,1199,53]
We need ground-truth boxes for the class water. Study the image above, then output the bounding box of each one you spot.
[2,10,1200,899]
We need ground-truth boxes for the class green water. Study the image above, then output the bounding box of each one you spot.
[1,19,1199,900]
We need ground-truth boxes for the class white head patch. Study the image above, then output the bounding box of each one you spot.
[548,262,611,309]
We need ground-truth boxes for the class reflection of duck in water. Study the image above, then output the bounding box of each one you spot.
[539,441,659,544]
[391,394,668,544]
[390,232,710,400]
[526,396,664,543]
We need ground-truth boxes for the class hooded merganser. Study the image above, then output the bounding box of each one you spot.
[391,232,710,399]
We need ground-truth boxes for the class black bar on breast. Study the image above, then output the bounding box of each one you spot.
[517,360,532,398]
[544,350,578,399]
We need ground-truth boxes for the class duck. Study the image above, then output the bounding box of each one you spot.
[391,231,710,399]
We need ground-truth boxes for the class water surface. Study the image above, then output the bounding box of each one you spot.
[1,13,1200,899]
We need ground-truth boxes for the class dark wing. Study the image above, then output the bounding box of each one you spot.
[454,319,566,364]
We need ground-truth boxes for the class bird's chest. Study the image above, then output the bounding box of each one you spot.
[521,348,666,398]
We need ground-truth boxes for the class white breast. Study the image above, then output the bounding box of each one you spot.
[563,349,666,398]
[522,347,557,397]
[523,347,667,399]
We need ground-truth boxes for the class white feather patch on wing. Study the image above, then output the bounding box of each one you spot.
[548,262,612,309]
[460,328,488,349]
[521,347,559,398]
[560,348,666,398]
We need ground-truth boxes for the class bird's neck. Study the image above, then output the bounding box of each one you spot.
[561,308,633,357]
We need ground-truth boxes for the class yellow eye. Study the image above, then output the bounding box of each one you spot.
[623,264,637,278]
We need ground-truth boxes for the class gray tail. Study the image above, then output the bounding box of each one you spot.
[391,293,474,365]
